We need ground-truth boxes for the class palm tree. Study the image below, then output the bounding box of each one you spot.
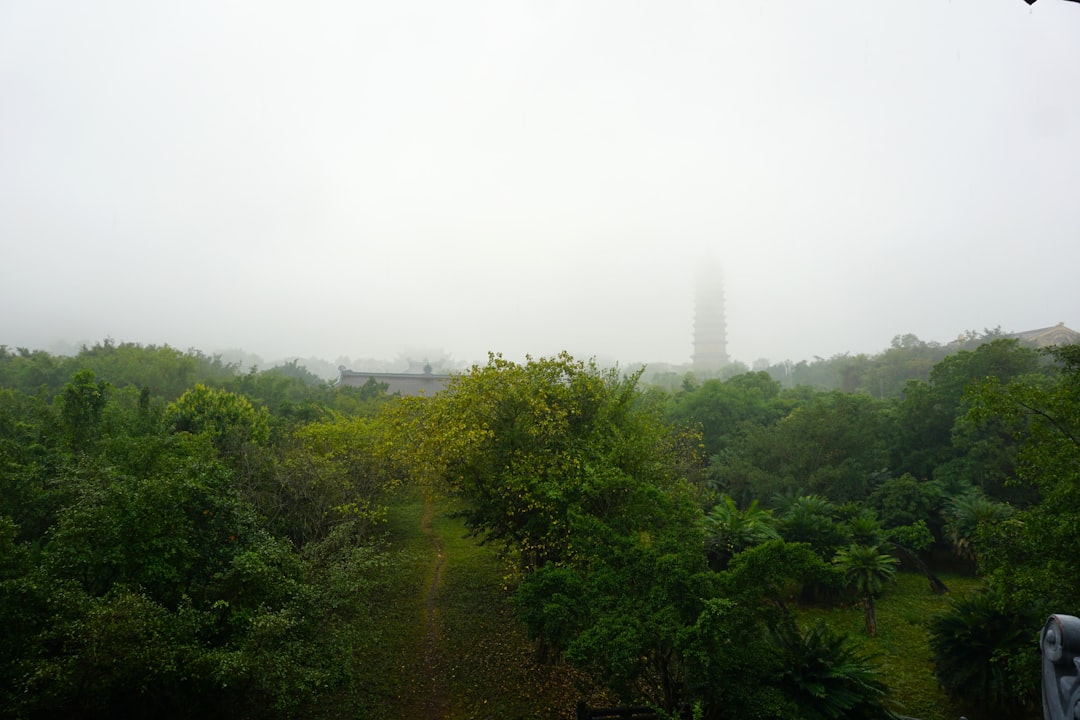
[844,511,886,548]
[929,590,1040,719]
[777,495,847,559]
[770,619,897,719]
[943,490,1013,563]
[833,544,899,636]
[702,495,779,569]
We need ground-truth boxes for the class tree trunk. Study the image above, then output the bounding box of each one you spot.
[863,595,877,637]
[888,540,949,594]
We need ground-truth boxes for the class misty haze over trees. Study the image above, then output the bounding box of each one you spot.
[4,1,1078,370]
[24,323,1052,391]
[3,1,1079,718]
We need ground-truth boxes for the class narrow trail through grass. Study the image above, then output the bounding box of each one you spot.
[381,493,976,719]
[381,492,449,720]
[382,492,613,720]
[421,498,448,719]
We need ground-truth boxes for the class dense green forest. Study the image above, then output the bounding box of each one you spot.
[2,337,1078,719]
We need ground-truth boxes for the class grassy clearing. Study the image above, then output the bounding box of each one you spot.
[351,490,431,717]
[430,499,615,720]
[796,571,985,720]
[371,492,610,720]
[374,494,983,720]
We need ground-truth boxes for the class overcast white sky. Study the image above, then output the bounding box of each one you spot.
[2,1,1078,368]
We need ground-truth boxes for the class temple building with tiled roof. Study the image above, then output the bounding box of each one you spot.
[1011,322,1080,348]
[335,366,452,396]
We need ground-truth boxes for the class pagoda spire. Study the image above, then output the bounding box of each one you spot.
[692,261,729,370]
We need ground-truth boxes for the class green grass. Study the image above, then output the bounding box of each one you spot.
[375,494,984,720]
[345,490,432,717]
[431,499,613,720]
[372,493,609,720]
[796,571,985,720]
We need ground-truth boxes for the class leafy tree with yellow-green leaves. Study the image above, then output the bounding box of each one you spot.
[411,352,701,571]
[274,414,407,545]
[167,384,271,457]
[407,353,896,719]
[406,353,705,711]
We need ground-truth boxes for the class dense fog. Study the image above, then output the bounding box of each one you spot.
[2,2,1077,366]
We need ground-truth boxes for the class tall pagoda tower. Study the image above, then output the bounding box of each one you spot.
[692,262,729,370]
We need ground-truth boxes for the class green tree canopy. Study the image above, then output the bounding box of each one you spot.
[167,384,271,459]
[892,339,1042,484]
[411,352,702,570]
[712,392,892,505]
[666,371,785,459]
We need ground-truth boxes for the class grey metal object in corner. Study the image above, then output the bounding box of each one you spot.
[1042,614,1080,720]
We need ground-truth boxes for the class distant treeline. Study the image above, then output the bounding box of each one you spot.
[646,328,1019,398]
[0,340,390,415]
